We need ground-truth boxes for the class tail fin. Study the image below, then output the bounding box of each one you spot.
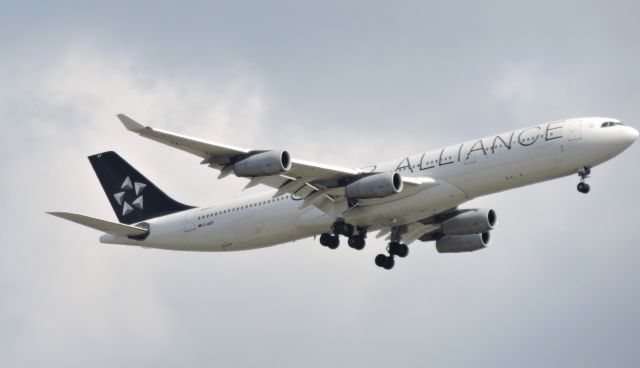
[88,151,193,224]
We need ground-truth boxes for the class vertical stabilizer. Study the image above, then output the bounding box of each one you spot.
[88,151,193,224]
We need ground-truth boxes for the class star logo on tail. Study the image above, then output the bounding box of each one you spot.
[113,176,147,216]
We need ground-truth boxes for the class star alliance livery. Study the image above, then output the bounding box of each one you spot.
[48,115,638,269]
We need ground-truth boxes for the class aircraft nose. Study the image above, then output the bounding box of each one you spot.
[624,126,639,144]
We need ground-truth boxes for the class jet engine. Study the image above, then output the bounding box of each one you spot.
[233,150,291,177]
[345,172,403,199]
[435,232,490,253]
[441,209,496,235]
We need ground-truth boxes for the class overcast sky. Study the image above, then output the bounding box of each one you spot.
[1,1,639,367]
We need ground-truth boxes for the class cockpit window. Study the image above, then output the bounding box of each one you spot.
[601,121,624,128]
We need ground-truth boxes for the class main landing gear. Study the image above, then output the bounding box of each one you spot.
[374,226,410,270]
[319,220,410,271]
[319,219,367,250]
[577,167,591,194]
[374,242,409,270]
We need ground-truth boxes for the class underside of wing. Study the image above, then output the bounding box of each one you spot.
[374,207,497,250]
[375,221,441,246]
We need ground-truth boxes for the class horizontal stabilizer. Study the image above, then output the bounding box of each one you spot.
[47,212,149,237]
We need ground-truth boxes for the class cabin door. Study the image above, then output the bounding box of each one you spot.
[569,120,582,141]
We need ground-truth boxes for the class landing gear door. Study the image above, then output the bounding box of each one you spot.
[569,119,582,141]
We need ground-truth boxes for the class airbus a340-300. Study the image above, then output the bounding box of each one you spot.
[49,115,638,269]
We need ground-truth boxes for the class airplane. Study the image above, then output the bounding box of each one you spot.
[48,115,638,270]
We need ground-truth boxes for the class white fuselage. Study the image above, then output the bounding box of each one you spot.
[100,117,638,251]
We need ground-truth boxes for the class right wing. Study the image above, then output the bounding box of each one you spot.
[47,212,149,237]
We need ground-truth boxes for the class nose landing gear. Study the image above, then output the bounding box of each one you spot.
[577,167,591,194]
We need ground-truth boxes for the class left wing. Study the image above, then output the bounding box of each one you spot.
[117,114,437,212]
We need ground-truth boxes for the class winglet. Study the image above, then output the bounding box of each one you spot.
[117,114,145,132]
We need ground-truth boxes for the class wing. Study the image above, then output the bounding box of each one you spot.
[374,207,476,246]
[118,114,358,179]
[117,114,437,213]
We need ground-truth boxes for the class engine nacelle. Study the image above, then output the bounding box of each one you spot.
[441,209,496,235]
[436,232,490,253]
[345,172,403,199]
[233,150,291,177]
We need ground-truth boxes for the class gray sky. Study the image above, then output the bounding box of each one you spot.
[1,1,639,367]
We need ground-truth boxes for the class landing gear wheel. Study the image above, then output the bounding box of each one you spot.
[348,236,365,250]
[388,242,409,258]
[327,235,340,249]
[320,233,339,249]
[332,222,344,235]
[319,233,332,247]
[344,224,355,237]
[397,244,409,258]
[333,221,355,237]
[577,182,590,194]
[375,254,395,270]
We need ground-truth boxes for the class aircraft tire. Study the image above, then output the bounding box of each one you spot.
[348,236,365,250]
[327,235,340,249]
[320,233,332,246]
[375,254,394,270]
